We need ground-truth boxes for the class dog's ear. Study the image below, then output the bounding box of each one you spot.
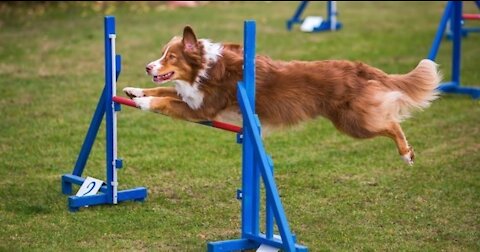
[182,26,198,53]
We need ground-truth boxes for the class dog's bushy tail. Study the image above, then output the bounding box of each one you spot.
[383,59,442,122]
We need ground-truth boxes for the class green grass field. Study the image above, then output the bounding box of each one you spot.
[1,1,479,251]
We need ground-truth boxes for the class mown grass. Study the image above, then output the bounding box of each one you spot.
[0,1,479,251]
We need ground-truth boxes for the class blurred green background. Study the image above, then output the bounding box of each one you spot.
[0,1,479,251]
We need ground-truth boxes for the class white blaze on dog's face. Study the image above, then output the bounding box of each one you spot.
[145,26,203,85]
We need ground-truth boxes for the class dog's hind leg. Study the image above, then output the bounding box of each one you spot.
[382,122,415,166]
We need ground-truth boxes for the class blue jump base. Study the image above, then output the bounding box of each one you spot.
[61,174,147,212]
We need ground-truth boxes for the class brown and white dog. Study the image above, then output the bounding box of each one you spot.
[123,26,441,165]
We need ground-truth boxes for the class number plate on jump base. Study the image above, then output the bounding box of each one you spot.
[76,177,104,197]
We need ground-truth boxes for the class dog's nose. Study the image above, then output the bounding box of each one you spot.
[146,65,153,73]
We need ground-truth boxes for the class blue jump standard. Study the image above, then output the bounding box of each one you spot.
[428,1,480,99]
[445,0,480,39]
[207,21,307,252]
[61,16,147,212]
[287,1,342,32]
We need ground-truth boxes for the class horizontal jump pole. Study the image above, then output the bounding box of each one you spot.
[112,96,242,134]
[463,13,480,20]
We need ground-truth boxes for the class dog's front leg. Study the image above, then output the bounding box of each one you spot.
[133,96,207,122]
[123,87,179,99]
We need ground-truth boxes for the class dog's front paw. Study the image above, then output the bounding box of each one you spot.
[401,146,415,166]
[133,96,153,111]
[123,87,145,99]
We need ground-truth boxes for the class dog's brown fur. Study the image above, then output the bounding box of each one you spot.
[124,26,441,165]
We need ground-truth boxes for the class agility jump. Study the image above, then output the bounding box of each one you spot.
[287,1,342,32]
[61,17,147,210]
[428,1,480,99]
[61,16,307,251]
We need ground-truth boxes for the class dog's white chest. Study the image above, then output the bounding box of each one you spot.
[174,80,204,110]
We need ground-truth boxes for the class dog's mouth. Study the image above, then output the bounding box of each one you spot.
[153,71,175,84]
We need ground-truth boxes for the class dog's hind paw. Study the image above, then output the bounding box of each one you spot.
[123,87,145,99]
[401,146,415,166]
[133,96,153,111]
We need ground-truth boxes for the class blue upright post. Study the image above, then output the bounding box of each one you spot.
[326,1,337,31]
[105,16,116,204]
[241,20,260,239]
[208,20,308,252]
[61,16,147,211]
[428,1,480,99]
[450,1,462,85]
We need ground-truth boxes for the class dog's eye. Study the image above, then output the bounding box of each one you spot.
[168,54,176,60]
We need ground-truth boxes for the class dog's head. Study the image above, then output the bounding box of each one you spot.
[145,26,222,85]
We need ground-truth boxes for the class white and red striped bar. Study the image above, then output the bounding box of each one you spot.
[112,96,242,133]
[463,13,480,20]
